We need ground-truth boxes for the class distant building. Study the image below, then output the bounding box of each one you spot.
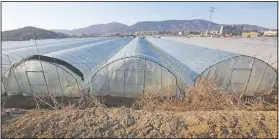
[188,31,202,37]
[178,32,183,36]
[82,34,87,37]
[232,25,243,36]
[219,26,224,35]
[182,31,189,36]
[221,25,233,35]
[242,30,259,38]
[220,25,243,36]
[258,32,264,37]
[134,31,146,36]
[209,31,218,35]
[134,30,160,36]
[101,32,121,37]
[264,30,277,36]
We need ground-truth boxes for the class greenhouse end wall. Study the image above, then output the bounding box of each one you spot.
[90,37,181,98]
[4,60,81,97]
[198,55,277,96]
[90,56,178,98]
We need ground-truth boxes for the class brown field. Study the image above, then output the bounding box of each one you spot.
[1,108,277,138]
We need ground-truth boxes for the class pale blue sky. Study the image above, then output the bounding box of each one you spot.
[2,2,278,31]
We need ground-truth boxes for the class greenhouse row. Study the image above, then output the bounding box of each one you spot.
[2,37,277,98]
[163,37,278,68]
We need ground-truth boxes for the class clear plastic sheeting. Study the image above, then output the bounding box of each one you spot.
[1,80,6,95]
[2,36,277,98]
[146,37,277,95]
[4,61,80,97]
[2,37,114,76]
[146,37,238,85]
[90,37,179,98]
[4,38,132,97]
[163,37,278,68]
[199,56,277,96]
[2,38,103,51]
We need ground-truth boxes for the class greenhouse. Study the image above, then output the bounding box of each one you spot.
[2,37,115,95]
[163,37,278,68]
[2,37,277,98]
[2,37,113,76]
[2,37,101,51]
[146,37,277,96]
[90,37,180,98]
[3,38,132,97]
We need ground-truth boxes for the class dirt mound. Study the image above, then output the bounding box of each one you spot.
[1,108,277,138]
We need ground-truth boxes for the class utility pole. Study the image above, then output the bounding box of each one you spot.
[206,7,215,37]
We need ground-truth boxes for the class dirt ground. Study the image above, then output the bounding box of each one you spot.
[1,107,277,138]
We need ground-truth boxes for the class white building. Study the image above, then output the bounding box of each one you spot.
[210,31,218,35]
[134,31,159,36]
[264,30,277,36]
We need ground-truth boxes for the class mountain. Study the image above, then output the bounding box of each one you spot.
[51,29,73,35]
[240,24,270,31]
[53,22,128,36]
[52,19,272,35]
[2,26,70,41]
[125,19,221,32]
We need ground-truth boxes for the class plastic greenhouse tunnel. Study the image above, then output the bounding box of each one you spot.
[2,37,277,98]
[3,37,132,97]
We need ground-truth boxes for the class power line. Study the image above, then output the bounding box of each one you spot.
[206,7,215,37]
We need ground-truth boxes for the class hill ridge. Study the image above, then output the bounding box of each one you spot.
[2,26,70,41]
[52,19,271,35]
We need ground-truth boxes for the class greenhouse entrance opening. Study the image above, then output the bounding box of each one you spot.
[90,56,179,99]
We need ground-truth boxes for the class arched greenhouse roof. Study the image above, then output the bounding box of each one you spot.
[146,37,238,85]
[146,37,277,92]
[11,55,84,80]
[163,37,277,68]
[2,37,104,51]
[2,38,114,64]
[7,37,133,86]
[2,37,114,76]
[103,37,190,83]
[107,37,165,64]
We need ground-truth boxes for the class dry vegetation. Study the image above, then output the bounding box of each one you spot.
[133,79,277,111]
[1,79,278,138]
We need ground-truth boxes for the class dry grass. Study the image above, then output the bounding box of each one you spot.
[132,78,277,111]
[2,78,276,111]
